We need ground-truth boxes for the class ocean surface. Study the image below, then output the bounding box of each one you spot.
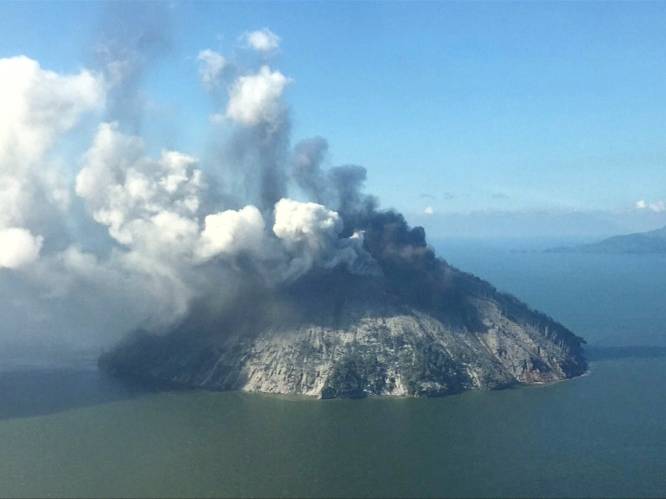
[1,241,665,498]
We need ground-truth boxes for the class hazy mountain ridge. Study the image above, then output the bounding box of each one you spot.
[547,226,666,254]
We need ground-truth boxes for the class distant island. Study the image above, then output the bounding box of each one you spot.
[547,226,666,254]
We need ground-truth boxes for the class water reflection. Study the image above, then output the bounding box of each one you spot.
[0,368,154,420]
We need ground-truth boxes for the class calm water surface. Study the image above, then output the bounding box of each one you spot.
[1,244,665,497]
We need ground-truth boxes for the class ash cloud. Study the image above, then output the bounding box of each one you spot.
[91,2,172,130]
[0,26,435,362]
[290,137,377,219]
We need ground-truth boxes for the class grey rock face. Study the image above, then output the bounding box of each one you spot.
[100,267,587,399]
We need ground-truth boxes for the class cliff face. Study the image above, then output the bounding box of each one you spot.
[99,265,587,399]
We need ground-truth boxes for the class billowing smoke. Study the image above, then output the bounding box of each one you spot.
[0,25,434,363]
[290,137,378,223]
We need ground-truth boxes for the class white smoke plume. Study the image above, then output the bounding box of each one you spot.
[0,55,105,272]
[0,29,382,360]
[0,228,43,270]
[198,206,266,261]
[273,199,377,279]
[226,66,290,127]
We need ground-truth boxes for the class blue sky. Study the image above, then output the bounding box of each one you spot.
[2,1,666,238]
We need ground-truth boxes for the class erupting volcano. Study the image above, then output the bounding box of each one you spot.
[92,32,586,398]
[0,30,586,398]
[100,207,586,398]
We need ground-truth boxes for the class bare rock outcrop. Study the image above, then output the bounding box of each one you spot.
[100,266,586,398]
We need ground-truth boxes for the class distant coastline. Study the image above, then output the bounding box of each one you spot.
[546,226,666,254]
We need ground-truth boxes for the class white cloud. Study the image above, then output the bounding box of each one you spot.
[0,228,43,269]
[244,29,280,53]
[226,66,290,126]
[649,201,666,213]
[424,206,434,216]
[197,49,227,88]
[635,199,666,213]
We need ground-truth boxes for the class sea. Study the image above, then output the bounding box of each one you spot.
[1,239,665,498]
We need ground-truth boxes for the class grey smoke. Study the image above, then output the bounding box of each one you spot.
[290,137,377,219]
[290,136,329,203]
[227,121,290,213]
[0,24,436,367]
[92,2,172,131]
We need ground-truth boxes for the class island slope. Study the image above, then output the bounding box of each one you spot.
[100,246,587,398]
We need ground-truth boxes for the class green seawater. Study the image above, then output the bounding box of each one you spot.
[1,244,665,498]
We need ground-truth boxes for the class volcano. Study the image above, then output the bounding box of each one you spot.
[100,210,587,399]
